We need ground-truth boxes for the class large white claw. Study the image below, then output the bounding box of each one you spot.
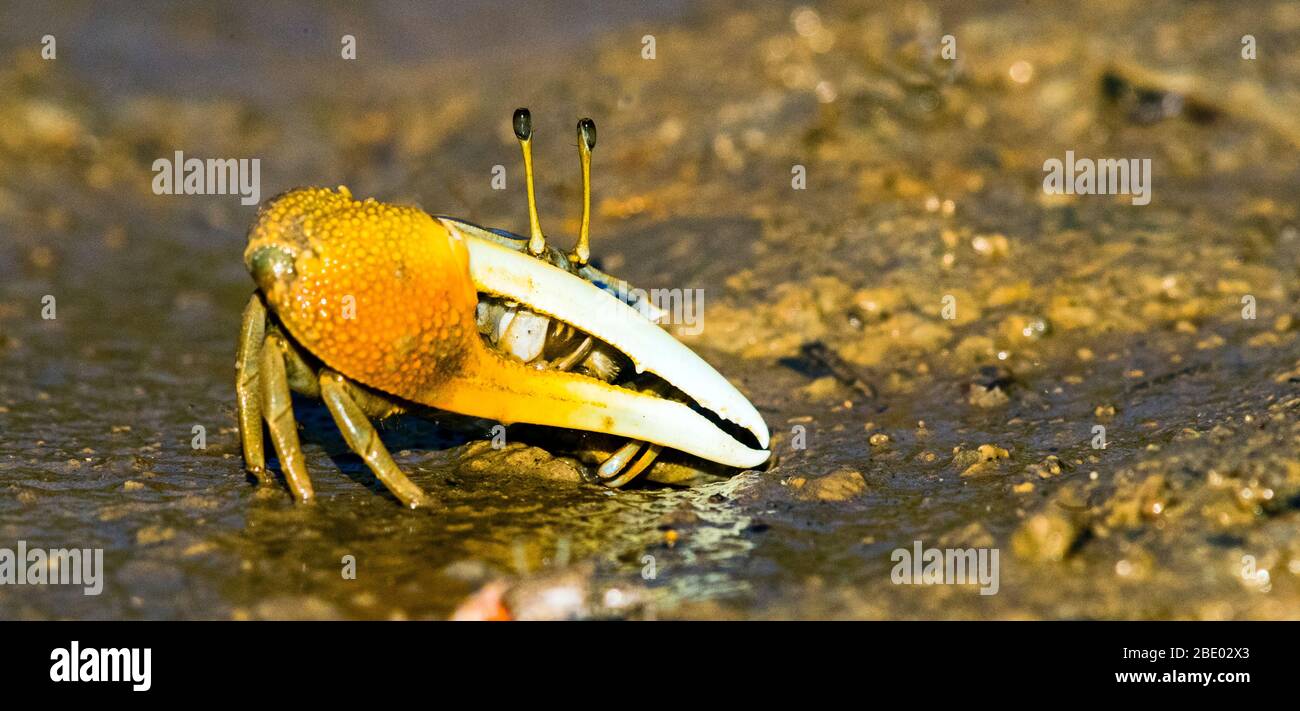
[444,219,770,462]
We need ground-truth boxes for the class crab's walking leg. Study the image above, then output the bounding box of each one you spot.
[235,293,271,483]
[603,444,662,489]
[594,378,667,486]
[597,440,645,480]
[278,330,321,398]
[260,332,315,502]
[318,371,432,509]
[551,330,659,487]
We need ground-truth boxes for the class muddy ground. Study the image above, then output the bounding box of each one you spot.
[1,0,1298,619]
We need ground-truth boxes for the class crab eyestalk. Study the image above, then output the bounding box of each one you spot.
[513,108,547,256]
[571,117,597,267]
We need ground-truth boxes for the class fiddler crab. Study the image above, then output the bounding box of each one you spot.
[236,109,770,507]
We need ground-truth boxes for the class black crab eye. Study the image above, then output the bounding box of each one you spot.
[577,118,596,151]
[513,108,533,140]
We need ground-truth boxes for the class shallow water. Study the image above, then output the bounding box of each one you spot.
[1,0,1299,620]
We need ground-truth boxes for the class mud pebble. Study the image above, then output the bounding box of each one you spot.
[786,466,867,502]
[956,444,1010,477]
[1012,512,1079,562]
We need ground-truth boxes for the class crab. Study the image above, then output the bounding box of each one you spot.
[235,109,770,507]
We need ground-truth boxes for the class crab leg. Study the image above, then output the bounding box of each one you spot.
[277,330,321,398]
[235,293,270,483]
[593,379,668,483]
[597,440,645,480]
[319,371,431,509]
[260,332,315,502]
[602,444,662,489]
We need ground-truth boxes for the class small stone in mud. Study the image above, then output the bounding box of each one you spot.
[1045,301,1097,332]
[849,287,903,321]
[967,382,1010,408]
[135,525,175,546]
[967,365,1014,408]
[955,444,1010,477]
[182,542,216,557]
[970,233,1010,257]
[1105,474,1169,528]
[937,521,996,549]
[999,314,1050,343]
[1200,499,1257,529]
[955,335,996,362]
[252,596,346,621]
[459,442,584,483]
[801,375,841,399]
[1011,512,1079,562]
[786,466,867,502]
[1025,455,1063,479]
[657,502,702,530]
[1113,549,1154,581]
[868,432,890,447]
